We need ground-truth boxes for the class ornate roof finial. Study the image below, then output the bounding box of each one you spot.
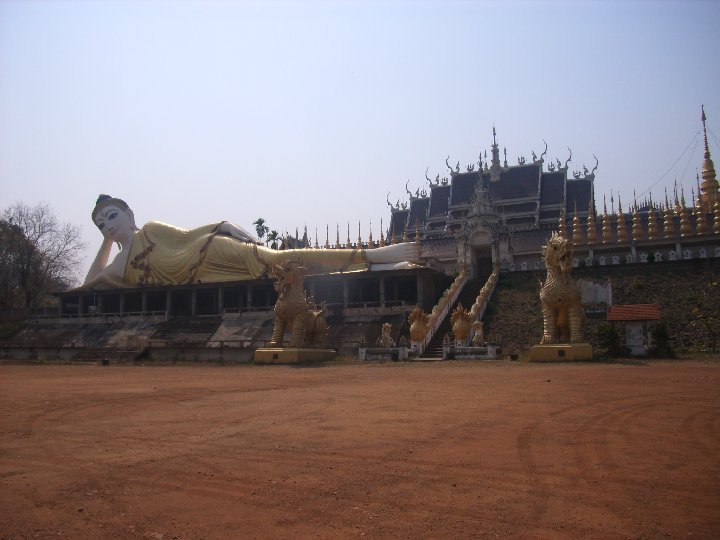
[610,189,615,214]
[358,221,362,246]
[368,221,374,248]
[336,223,340,248]
[314,227,319,249]
[503,147,507,168]
[564,147,572,171]
[325,224,330,249]
[347,222,351,247]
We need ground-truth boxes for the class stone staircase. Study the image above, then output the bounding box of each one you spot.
[420,279,484,359]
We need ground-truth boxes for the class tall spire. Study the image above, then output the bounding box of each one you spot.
[490,125,502,181]
[699,105,719,213]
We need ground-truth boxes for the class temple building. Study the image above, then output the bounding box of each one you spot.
[388,127,595,279]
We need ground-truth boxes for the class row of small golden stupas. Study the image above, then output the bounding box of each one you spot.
[558,190,720,245]
[562,105,719,244]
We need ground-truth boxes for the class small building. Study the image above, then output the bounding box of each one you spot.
[607,304,662,355]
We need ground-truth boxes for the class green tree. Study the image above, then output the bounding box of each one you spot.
[266,229,279,249]
[253,217,269,243]
[1,202,85,309]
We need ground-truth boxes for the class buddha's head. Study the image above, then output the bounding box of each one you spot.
[92,194,138,242]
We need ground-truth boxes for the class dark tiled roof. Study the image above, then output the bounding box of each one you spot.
[450,173,479,205]
[540,171,565,205]
[499,202,537,213]
[539,210,561,221]
[389,209,409,236]
[506,216,536,227]
[408,198,430,227]
[489,164,541,200]
[607,304,661,321]
[566,178,593,213]
[420,237,456,259]
[428,185,451,217]
[511,229,553,252]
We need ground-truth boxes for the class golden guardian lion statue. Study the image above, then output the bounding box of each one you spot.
[268,257,328,348]
[539,233,585,344]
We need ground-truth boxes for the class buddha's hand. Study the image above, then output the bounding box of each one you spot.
[365,242,420,264]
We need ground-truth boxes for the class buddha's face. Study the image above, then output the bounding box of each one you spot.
[94,205,134,242]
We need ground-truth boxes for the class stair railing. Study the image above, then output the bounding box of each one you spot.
[467,266,500,345]
[417,272,469,356]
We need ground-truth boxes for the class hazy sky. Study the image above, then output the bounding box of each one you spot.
[1,0,719,281]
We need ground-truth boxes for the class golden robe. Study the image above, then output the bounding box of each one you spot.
[122,221,367,287]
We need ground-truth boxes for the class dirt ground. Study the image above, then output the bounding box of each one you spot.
[1,360,719,539]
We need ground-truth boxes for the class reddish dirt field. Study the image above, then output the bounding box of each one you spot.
[1,360,719,539]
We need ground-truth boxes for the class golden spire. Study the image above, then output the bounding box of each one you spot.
[700,105,719,213]
[347,222,351,247]
[401,225,409,243]
[391,228,397,245]
[368,221,374,248]
[631,194,643,242]
[314,227,319,249]
[336,223,340,248]
[663,198,675,239]
[414,218,422,243]
[357,221,362,247]
[325,225,330,249]
[558,207,568,239]
[379,218,386,247]
[572,202,584,245]
[587,207,597,244]
[695,193,708,235]
[679,189,693,237]
[714,198,720,234]
[674,182,681,214]
[616,193,628,243]
[601,195,612,243]
[647,194,659,240]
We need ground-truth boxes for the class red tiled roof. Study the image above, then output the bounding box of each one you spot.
[607,304,661,321]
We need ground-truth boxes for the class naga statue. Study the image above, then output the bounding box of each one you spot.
[267,257,327,348]
[450,304,473,344]
[408,306,430,342]
[539,233,585,344]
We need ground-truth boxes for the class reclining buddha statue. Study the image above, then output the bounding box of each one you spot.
[81,194,419,289]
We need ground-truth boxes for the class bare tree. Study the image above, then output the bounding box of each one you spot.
[0,202,86,309]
